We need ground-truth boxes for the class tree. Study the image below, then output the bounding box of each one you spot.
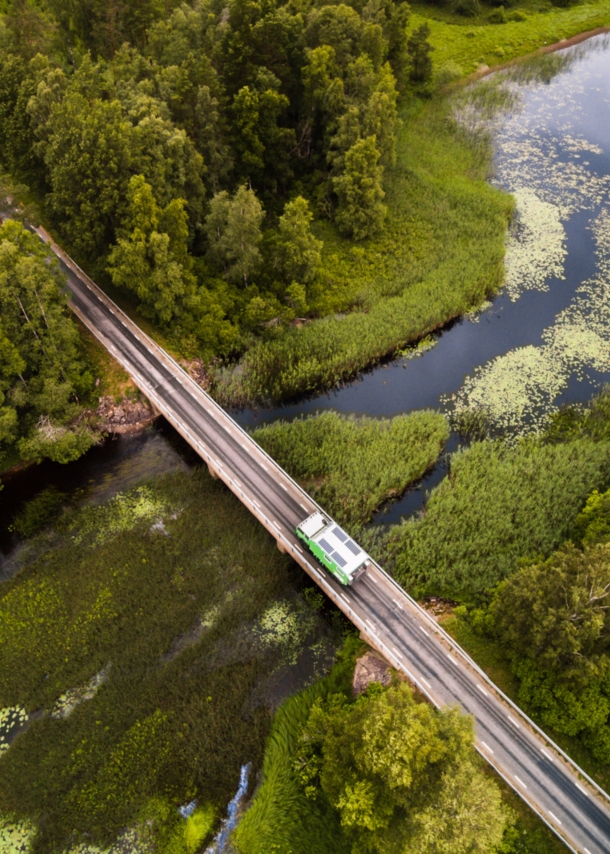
[298,683,508,853]
[0,55,48,189]
[275,196,322,285]
[0,220,95,462]
[362,63,400,168]
[334,135,386,240]
[107,175,196,324]
[384,2,411,84]
[194,85,234,193]
[41,93,133,258]
[491,542,610,681]
[407,24,433,83]
[572,488,610,549]
[232,83,295,189]
[4,0,56,60]
[204,185,264,287]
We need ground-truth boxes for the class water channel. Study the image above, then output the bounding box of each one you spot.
[1,33,609,559]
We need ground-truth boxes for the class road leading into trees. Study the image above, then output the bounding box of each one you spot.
[35,224,610,854]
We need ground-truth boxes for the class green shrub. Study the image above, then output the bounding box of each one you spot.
[488,6,508,23]
[454,0,481,16]
[11,486,66,538]
[184,805,215,853]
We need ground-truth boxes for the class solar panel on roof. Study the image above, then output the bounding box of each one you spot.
[332,527,347,543]
[319,538,333,554]
[345,540,361,556]
[332,551,347,568]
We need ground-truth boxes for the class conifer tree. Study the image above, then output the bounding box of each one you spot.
[407,23,434,83]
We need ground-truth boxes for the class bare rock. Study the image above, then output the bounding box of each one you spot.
[95,395,156,435]
[353,650,392,696]
[422,596,458,621]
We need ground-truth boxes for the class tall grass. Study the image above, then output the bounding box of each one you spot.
[385,437,610,601]
[213,100,513,406]
[233,642,357,854]
[252,411,449,527]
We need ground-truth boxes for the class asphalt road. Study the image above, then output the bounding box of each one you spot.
[38,227,610,854]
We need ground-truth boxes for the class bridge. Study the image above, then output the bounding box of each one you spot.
[34,224,610,854]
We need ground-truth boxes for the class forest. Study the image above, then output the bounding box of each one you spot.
[2,0,610,852]
[1,0,604,461]
[0,0,423,460]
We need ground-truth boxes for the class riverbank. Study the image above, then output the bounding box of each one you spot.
[418,0,610,77]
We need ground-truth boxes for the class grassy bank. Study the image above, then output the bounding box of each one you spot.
[213,98,513,406]
[251,411,449,528]
[415,0,610,77]
[0,468,341,852]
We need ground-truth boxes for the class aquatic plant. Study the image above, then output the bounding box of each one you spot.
[0,708,27,757]
[504,189,567,301]
[448,205,610,438]
[51,666,110,720]
[0,469,335,851]
[385,435,610,600]
[256,601,318,668]
[0,814,35,854]
[72,485,175,546]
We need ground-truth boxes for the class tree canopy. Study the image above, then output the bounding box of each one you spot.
[297,682,508,854]
[0,0,417,369]
[0,219,96,463]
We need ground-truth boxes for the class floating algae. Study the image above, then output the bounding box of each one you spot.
[445,39,610,438]
[449,205,610,437]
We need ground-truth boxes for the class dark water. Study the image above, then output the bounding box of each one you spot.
[2,35,610,549]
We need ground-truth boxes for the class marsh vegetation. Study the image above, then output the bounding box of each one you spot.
[251,410,449,527]
[0,467,345,853]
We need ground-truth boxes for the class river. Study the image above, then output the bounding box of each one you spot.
[1,33,609,554]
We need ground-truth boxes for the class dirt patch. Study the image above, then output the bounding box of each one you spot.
[181,358,213,392]
[421,596,458,621]
[96,395,157,435]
